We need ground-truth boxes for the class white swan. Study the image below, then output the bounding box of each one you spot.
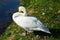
[12,6,50,35]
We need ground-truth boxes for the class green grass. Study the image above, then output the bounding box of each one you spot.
[0,0,60,40]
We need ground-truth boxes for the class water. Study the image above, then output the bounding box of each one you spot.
[0,0,20,34]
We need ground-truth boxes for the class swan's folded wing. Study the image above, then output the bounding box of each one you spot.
[36,20,51,33]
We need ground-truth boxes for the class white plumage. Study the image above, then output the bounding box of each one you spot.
[12,6,50,35]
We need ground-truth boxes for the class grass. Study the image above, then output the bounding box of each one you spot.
[0,0,60,40]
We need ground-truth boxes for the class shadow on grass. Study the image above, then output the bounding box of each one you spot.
[50,29,60,38]
[33,29,60,38]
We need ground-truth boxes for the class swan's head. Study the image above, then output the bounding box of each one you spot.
[18,6,27,16]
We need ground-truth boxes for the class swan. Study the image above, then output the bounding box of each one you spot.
[12,6,50,36]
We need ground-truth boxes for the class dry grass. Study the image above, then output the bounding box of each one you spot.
[5,35,15,40]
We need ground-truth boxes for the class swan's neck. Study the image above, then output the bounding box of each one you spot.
[23,13,27,16]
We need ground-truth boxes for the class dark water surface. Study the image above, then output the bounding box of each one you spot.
[0,0,20,34]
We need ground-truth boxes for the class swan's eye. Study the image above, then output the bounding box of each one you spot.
[19,11,24,13]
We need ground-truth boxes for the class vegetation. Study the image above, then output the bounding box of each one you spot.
[0,0,60,40]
